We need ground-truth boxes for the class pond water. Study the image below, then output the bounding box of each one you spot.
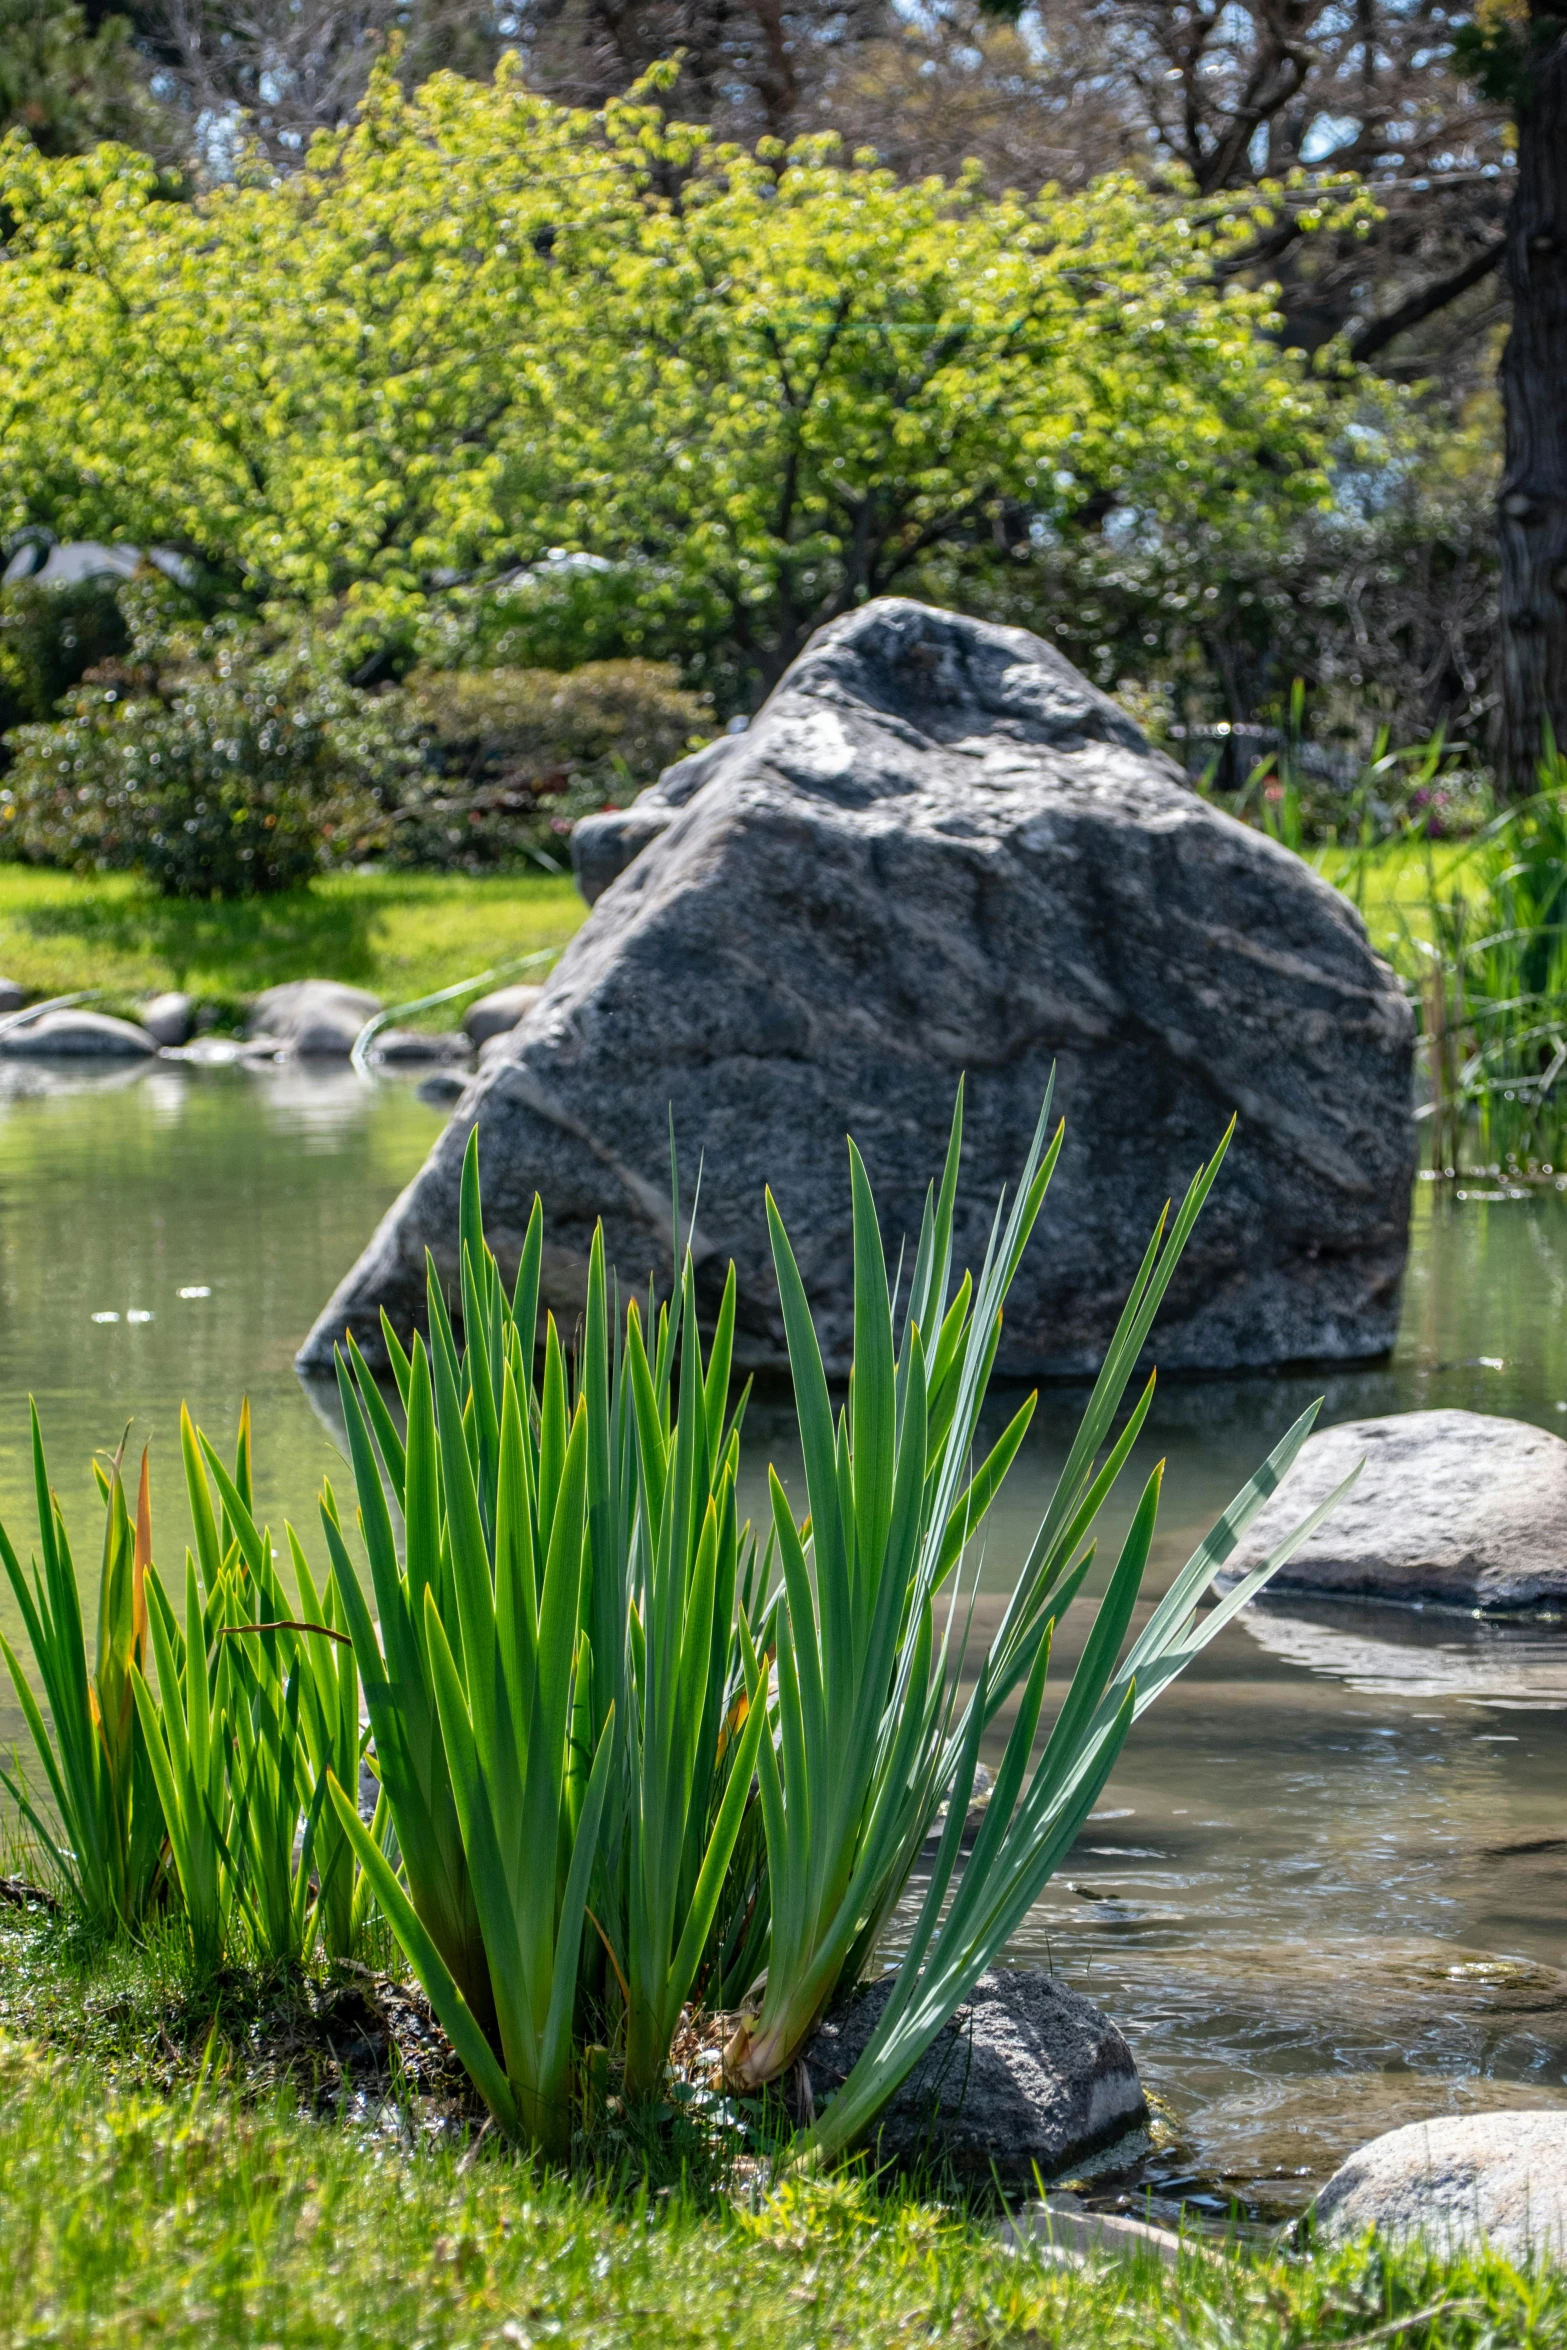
[1,1060,1564,2220]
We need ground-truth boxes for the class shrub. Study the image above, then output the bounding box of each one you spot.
[3,611,408,896]
[384,659,712,871]
[0,571,131,737]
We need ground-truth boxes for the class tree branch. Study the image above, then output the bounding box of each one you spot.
[1349,236,1507,361]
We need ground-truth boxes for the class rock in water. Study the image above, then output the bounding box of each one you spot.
[463,984,546,1044]
[370,1029,473,1065]
[298,599,1414,1376]
[141,991,195,1047]
[1219,1408,1567,1611]
[1315,2111,1567,2259]
[801,1968,1147,2181]
[249,981,382,1058]
[0,1008,158,1057]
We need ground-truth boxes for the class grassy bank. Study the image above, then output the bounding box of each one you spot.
[0,2047,1551,2348]
[0,868,590,1027]
[0,1913,1552,2350]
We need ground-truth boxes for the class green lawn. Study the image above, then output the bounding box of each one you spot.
[0,2044,1552,2350]
[1313,837,1487,965]
[0,868,590,1028]
[0,1916,1554,2350]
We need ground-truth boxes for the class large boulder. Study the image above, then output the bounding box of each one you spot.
[249,981,382,1058]
[0,1008,157,1057]
[801,1968,1147,2182]
[297,599,1414,1377]
[1315,2110,1567,2260]
[1220,1408,1567,1611]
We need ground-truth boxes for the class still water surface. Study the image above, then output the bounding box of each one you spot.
[1,1060,1563,2217]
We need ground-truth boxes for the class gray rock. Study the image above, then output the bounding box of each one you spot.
[297,598,1414,1378]
[0,1008,158,1058]
[370,1029,473,1065]
[572,734,742,904]
[417,1069,471,1110]
[1003,2197,1192,2268]
[1219,1408,1567,1611]
[801,1968,1147,2181]
[1315,2110,1567,2260]
[463,984,545,1044]
[477,1029,524,1070]
[0,979,26,1016]
[141,991,195,1047]
[248,981,382,1058]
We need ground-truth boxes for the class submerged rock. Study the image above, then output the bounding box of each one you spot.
[417,1069,471,1110]
[0,1008,157,1057]
[298,597,1414,1377]
[801,1968,1147,2181]
[1316,2110,1567,2259]
[463,984,545,1044]
[248,981,382,1058]
[1220,1408,1567,1611]
[370,1029,472,1065]
[141,991,195,1047]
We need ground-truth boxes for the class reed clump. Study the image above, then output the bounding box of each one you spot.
[0,1088,1342,2165]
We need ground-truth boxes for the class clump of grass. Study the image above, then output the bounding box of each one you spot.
[1341,743,1567,1174]
[0,1087,1342,2173]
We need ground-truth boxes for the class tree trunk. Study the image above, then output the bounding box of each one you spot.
[1497,3,1567,793]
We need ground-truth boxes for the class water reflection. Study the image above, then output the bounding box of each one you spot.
[1242,1600,1567,1708]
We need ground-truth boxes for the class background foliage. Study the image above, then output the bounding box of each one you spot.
[3,597,402,895]
[0,69,1370,710]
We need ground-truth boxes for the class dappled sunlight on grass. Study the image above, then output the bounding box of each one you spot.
[0,868,588,1021]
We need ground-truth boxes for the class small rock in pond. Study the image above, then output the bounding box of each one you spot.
[1219,1407,1567,1611]
[247,980,382,1058]
[417,1070,470,1110]
[463,984,544,1044]
[0,978,26,1016]
[572,734,742,905]
[141,990,194,1046]
[0,1008,158,1058]
[800,1966,1147,2181]
[1315,2109,1567,2260]
[370,1028,472,1065]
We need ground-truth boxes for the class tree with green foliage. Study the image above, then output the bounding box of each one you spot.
[0,62,1374,703]
[0,0,164,156]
